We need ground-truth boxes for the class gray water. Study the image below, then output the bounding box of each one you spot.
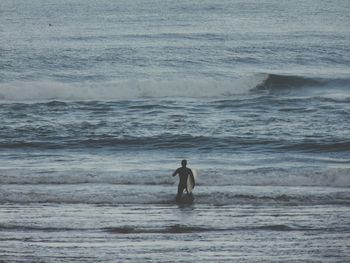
[1,0,350,262]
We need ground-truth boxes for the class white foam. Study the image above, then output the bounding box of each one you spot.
[199,168,350,188]
[1,167,349,187]
[0,76,264,101]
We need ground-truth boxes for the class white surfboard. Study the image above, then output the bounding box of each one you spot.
[186,169,197,194]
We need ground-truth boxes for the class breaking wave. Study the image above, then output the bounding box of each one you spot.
[254,74,350,98]
[255,74,323,90]
[0,77,260,101]
[0,74,349,101]
[1,167,350,187]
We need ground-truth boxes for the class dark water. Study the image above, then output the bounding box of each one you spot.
[1,0,350,262]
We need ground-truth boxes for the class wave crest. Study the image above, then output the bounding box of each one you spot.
[1,74,348,101]
[0,77,260,101]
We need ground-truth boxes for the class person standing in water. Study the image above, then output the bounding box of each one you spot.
[172,160,195,201]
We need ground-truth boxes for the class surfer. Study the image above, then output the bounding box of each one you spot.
[172,160,195,202]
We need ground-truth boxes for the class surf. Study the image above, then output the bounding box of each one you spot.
[1,73,348,102]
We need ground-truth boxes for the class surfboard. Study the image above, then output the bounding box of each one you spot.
[186,170,195,194]
[176,169,197,204]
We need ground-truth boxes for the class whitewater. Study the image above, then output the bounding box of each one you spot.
[1,0,350,262]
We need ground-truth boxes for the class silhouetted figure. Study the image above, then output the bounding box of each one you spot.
[172,160,195,202]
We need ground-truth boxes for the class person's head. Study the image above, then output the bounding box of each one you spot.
[181,159,187,167]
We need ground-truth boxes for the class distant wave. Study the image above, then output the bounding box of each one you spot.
[282,140,350,152]
[1,74,349,101]
[255,74,323,90]
[1,135,350,154]
[254,74,350,94]
[0,78,259,101]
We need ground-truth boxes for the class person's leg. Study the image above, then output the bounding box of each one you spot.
[176,185,184,201]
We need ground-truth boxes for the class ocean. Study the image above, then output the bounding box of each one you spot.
[1,0,350,262]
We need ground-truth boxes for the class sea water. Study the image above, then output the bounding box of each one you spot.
[0,0,350,262]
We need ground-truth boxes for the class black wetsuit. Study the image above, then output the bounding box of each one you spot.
[172,167,194,201]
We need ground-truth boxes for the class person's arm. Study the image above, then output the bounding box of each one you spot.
[172,168,179,177]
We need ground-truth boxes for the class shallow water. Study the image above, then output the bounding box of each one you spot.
[1,203,349,262]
